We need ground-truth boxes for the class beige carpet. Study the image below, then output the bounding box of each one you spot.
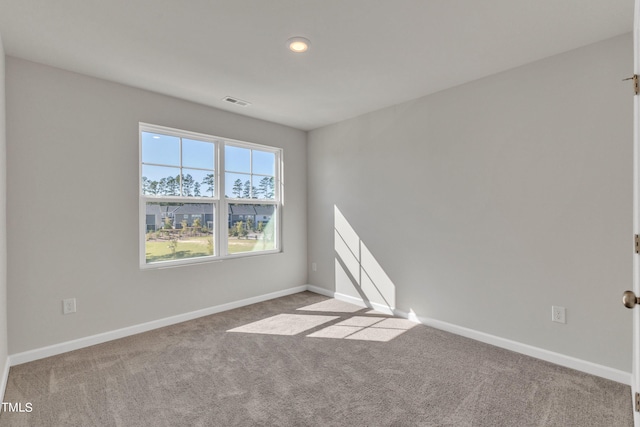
[0,291,632,426]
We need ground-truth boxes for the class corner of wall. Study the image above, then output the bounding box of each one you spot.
[0,31,10,400]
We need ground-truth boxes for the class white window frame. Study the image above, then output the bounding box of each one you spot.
[139,123,282,269]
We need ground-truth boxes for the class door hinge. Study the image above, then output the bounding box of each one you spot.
[624,75,639,95]
[635,392,640,412]
[636,235,640,254]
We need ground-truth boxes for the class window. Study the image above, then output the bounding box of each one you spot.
[140,123,282,268]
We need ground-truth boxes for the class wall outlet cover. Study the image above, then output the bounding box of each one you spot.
[63,298,76,315]
[552,306,566,324]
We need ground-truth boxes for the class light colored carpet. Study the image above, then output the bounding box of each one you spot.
[0,291,632,426]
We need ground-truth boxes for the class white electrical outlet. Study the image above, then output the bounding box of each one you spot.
[312,262,317,272]
[552,306,566,324]
[63,298,76,315]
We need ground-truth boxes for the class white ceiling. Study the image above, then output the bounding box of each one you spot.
[0,0,633,131]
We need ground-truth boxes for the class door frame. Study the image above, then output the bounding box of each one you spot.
[633,1,639,425]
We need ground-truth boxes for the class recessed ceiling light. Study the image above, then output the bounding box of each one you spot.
[152,136,160,139]
[287,37,310,53]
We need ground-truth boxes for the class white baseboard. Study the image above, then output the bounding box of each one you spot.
[10,285,308,366]
[305,285,335,298]
[8,285,633,386]
[330,291,396,315]
[323,290,632,385]
[415,315,632,385]
[0,356,9,401]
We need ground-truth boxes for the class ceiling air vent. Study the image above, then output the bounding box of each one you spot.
[222,96,251,107]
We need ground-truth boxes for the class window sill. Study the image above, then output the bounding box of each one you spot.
[140,249,282,270]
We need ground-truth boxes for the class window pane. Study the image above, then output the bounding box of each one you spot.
[225,146,250,173]
[228,204,276,254]
[182,138,214,170]
[145,202,214,264]
[252,150,275,176]
[182,169,214,198]
[142,132,180,166]
[252,175,275,200]
[142,165,181,196]
[225,172,252,198]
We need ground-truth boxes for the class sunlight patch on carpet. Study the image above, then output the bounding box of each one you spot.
[307,316,416,342]
[227,314,339,336]
[296,299,363,313]
[307,325,362,339]
[335,316,384,327]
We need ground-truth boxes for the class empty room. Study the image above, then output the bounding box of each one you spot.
[0,0,638,425]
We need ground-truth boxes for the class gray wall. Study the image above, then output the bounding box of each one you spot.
[307,34,633,371]
[0,34,8,375]
[6,58,307,354]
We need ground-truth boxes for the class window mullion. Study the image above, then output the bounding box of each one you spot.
[219,141,227,256]
[276,150,281,202]
[179,137,183,196]
[249,149,253,199]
